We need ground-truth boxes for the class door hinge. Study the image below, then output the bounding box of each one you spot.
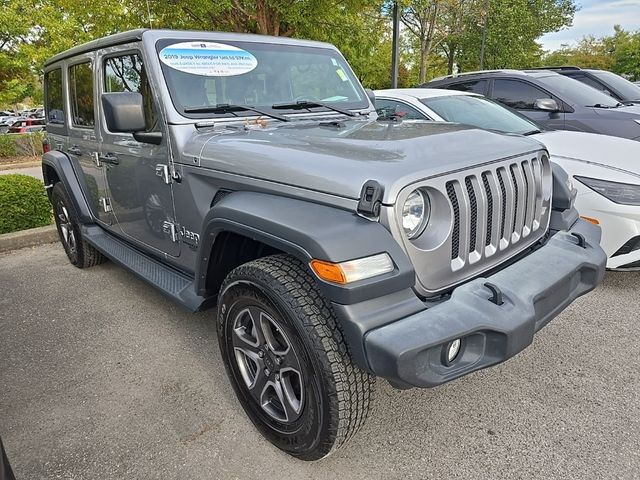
[162,221,179,242]
[99,197,112,213]
[156,164,170,184]
[156,164,182,184]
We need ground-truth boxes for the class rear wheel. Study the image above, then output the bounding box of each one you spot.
[217,254,374,460]
[51,182,105,268]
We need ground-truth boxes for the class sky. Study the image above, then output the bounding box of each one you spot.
[540,0,640,51]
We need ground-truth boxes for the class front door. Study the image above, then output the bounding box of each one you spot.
[97,46,179,257]
[66,55,112,225]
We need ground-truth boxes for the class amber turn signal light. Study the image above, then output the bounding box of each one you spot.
[580,216,600,225]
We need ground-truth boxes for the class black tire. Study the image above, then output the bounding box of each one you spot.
[217,254,375,460]
[51,182,106,268]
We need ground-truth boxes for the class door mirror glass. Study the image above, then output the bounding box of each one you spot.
[534,98,560,112]
[102,92,146,133]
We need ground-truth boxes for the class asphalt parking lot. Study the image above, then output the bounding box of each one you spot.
[1,243,639,479]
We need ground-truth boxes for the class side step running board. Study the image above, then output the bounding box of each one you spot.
[81,225,212,312]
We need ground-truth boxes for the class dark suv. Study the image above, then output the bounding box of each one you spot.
[42,30,605,460]
[425,70,640,140]
[536,67,640,104]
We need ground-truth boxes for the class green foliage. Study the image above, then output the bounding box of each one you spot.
[542,26,640,81]
[0,133,45,158]
[0,174,52,234]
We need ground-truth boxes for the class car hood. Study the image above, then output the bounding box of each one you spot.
[186,119,544,204]
[532,130,640,177]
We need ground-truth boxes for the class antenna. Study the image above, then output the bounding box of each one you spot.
[146,0,153,28]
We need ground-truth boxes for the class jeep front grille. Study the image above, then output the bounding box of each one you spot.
[386,152,552,297]
[445,157,546,268]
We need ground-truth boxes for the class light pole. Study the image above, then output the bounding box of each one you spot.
[391,1,400,88]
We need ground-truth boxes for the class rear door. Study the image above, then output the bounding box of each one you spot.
[97,45,179,257]
[489,79,565,130]
[66,55,113,225]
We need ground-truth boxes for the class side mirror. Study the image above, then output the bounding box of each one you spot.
[365,88,376,106]
[534,98,560,112]
[101,92,162,145]
[102,92,146,132]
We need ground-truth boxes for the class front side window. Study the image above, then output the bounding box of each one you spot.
[157,40,367,118]
[68,62,95,128]
[45,68,65,124]
[492,79,549,110]
[104,53,157,131]
[375,99,428,120]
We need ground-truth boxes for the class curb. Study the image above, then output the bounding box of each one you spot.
[0,160,41,171]
[0,225,58,253]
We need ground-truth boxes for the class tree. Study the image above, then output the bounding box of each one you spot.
[455,0,577,72]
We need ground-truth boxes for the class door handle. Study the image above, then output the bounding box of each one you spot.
[67,145,81,156]
[99,153,119,165]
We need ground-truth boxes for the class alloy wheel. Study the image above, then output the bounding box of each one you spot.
[231,306,304,423]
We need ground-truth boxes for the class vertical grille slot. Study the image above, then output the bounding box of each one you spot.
[481,172,493,247]
[465,177,478,253]
[510,165,520,235]
[497,169,507,240]
[447,181,460,260]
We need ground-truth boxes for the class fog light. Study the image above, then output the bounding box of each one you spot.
[446,339,462,363]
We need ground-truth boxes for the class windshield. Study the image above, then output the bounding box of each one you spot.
[421,95,540,135]
[537,74,620,108]
[156,39,367,118]
[592,71,640,102]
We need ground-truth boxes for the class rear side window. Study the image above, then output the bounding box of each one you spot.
[104,53,157,131]
[492,79,549,110]
[68,62,95,128]
[44,69,65,124]
[448,79,488,95]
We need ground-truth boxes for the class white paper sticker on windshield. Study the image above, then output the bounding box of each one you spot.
[159,42,258,77]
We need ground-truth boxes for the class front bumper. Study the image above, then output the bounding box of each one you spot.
[363,219,606,388]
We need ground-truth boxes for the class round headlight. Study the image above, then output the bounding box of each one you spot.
[402,189,430,239]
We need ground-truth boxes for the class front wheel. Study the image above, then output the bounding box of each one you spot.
[217,254,375,460]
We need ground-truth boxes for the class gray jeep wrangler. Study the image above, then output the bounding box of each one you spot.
[42,29,606,460]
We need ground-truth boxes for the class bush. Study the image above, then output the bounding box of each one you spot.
[0,133,45,158]
[0,174,52,234]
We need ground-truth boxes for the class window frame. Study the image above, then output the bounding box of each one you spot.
[99,48,159,134]
[43,65,67,135]
[67,59,97,130]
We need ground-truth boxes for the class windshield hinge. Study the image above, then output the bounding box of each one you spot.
[99,197,112,213]
[357,180,384,217]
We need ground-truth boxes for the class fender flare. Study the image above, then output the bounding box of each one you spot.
[42,150,94,224]
[195,191,415,305]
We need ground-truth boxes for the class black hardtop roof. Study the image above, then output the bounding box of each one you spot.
[44,28,336,68]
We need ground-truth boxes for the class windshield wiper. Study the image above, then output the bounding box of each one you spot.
[183,104,289,122]
[586,103,622,109]
[522,129,542,136]
[271,100,356,117]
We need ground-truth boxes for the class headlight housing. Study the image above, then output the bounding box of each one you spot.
[575,176,640,205]
[402,189,430,239]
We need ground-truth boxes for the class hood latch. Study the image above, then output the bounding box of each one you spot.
[357,180,384,217]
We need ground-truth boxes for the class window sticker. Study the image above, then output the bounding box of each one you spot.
[335,68,348,82]
[159,42,258,77]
